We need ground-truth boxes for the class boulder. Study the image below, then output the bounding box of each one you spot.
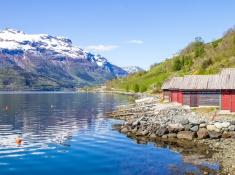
[222,131,231,138]
[162,135,168,139]
[184,124,192,131]
[207,124,220,132]
[199,123,206,128]
[140,130,149,136]
[168,123,184,133]
[208,131,222,139]
[156,127,168,136]
[229,131,235,138]
[228,125,235,131]
[179,119,189,125]
[177,131,195,140]
[190,125,199,132]
[120,127,129,134]
[214,122,230,129]
[230,120,235,125]
[189,118,201,125]
[167,133,177,138]
[197,128,209,139]
[149,133,157,139]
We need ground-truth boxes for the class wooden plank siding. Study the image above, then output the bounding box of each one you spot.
[161,68,235,112]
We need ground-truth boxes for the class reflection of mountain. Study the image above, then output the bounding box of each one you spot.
[0,93,130,150]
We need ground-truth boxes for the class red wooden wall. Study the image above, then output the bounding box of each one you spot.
[170,90,183,104]
[221,90,235,112]
[171,91,178,102]
[221,90,231,110]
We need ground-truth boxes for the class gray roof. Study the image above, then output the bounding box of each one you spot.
[161,68,235,90]
[161,77,183,90]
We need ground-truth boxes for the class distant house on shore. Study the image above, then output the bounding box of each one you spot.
[161,68,235,112]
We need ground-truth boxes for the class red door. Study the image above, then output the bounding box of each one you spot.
[221,90,231,110]
[171,91,178,102]
[177,91,183,104]
[231,91,235,112]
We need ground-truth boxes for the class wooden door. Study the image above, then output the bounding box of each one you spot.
[221,90,231,110]
[231,91,235,112]
[190,93,198,107]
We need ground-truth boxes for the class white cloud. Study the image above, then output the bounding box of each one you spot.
[85,44,118,52]
[127,40,144,44]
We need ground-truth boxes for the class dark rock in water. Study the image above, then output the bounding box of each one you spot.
[177,131,195,140]
[197,128,208,139]
[190,125,199,132]
[156,127,168,136]
[208,131,222,139]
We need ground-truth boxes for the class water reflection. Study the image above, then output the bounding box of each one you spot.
[0,93,130,150]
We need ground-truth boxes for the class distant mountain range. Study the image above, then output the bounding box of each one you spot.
[0,29,128,90]
[122,66,144,74]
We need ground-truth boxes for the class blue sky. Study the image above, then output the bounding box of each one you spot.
[0,0,235,69]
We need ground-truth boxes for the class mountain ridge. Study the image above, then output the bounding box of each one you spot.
[0,28,128,90]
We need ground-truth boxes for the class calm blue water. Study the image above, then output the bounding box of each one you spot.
[0,93,219,175]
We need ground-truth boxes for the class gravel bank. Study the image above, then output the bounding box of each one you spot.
[107,97,235,174]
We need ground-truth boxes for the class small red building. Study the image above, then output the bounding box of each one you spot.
[161,68,235,112]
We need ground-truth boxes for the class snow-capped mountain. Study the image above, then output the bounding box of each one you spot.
[0,28,128,90]
[122,66,144,74]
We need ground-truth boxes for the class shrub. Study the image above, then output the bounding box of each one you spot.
[133,84,139,93]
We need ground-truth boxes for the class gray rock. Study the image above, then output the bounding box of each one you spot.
[197,128,208,139]
[190,125,199,132]
[179,119,189,125]
[230,120,235,125]
[132,116,144,126]
[156,127,168,136]
[168,123,184,133]
[120,127,129,134]
[207,124,220,132]
[177,131,195,140]
[228,125,235,131]
[167,133,177,138]
[208,131,222,139]
[189,118,201,125]
[140,129,149,136]
[199,123,206,128]
[215,122,230,129]
[184,124,192,131]
[149,133,157,139]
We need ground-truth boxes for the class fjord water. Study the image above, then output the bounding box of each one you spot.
[0,93,218,175]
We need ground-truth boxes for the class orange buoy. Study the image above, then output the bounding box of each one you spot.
[16,137,22,145]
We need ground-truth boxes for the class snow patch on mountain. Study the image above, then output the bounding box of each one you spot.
[122,66,144,74]
[0,28,128,77]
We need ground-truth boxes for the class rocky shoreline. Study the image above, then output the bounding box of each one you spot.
[107,97,235,174]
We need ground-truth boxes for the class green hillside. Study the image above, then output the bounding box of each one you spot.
[106,27,235,93]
